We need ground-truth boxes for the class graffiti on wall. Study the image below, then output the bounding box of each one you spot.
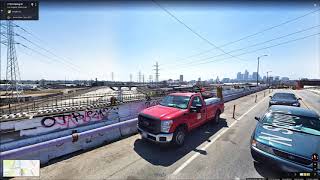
[41,108,117,128]
[40,99,161,128]
[0,99,163,141]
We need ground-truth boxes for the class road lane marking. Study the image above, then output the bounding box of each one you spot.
[290,90,310,109]
[291,90,320,114]
[172,95,269,176]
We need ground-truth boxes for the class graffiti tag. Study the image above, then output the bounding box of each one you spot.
[41,108,112,128]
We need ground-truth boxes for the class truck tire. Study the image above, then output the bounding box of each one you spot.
[214,110,221,124]
[172,126,186,147]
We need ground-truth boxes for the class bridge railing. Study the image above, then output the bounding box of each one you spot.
[0,93,147,116]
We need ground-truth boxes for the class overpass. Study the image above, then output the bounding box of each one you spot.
[296,79,320,88]
[105,82,145,91]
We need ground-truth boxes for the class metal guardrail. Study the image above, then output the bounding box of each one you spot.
[0,93,147,116]
[0,86,265,116]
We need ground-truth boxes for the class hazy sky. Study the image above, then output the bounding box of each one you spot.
[0,1,319,81]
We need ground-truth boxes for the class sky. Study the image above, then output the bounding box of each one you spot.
[0,1,319,81]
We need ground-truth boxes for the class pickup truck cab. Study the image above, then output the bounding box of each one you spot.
[137,92,224,146]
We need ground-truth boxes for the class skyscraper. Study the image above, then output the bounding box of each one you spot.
[252,72,258,81]
[263,76,267,82]
[244,70,249,81]
[237,72,243,81]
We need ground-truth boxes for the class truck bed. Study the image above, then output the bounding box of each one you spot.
[204,97,222,106]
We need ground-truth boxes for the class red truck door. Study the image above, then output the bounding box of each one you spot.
[188,96,206,129]
[206,102,218,121]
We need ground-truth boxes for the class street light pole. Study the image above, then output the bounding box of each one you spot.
[257,55,268,86]
[257,58,259,86]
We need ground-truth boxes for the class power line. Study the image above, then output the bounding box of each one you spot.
[1,24,93,77]
[162,8,320,66]
[1,33,53,64]
[14,32,82,70]
[3,22,44,43]
[2,23,83,71]
[16,43,57,64]
[152,0,247,62]
[17,42,84,73]
[167,32,320,72]
[220,8,320,48]
[199,33,320,65]
[170,24,320,68]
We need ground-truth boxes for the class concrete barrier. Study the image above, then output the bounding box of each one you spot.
[0,118,137,176]
[0,99,160,144]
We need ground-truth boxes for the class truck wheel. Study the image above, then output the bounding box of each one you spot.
[214,110,221,124]
[172,127,186,147]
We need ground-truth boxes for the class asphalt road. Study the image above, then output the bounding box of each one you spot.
[17,89,319,180]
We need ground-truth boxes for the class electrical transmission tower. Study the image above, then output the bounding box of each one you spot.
[138,71,141,83]
[142,74,145,84]
[153,62,160,83]
[5,21,23,104]
[111,72,114,81]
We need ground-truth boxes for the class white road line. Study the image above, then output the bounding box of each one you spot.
[291,90,320,114]
[172,95,269,176]
[290,90,310,109]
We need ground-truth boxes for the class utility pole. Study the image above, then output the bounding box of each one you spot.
[256,58,259,86]
[149,75,152,84]
[130,73,132,82]
[5,21,23,105]
[257,55,268,86]
[153,62,160,84]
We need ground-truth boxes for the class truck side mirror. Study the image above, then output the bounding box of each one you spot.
[254,117,260,121]
[298,98,302,100]
[196,104,202,113]
[269,96,272,98]
[190,106,197,113]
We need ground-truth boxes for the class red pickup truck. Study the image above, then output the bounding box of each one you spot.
[138,92,224,146]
